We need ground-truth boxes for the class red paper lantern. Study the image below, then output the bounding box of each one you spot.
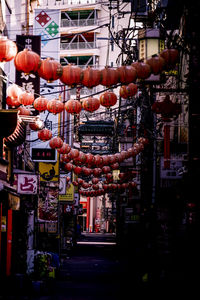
[6,96,20,108]
[110,162,119,170]
[17,106,31,116]
[64,162,73,172]
[146,55,165,75]
[69,149,79,159]
[92,177,99,184]
[93,168,102,177]
[75,151,86,164]
[65,99,82,114]
[82,166,92,176]
[100,92,117,108]
[49,136,63,149]
[117,66,137,84]
[47,98,64,114]
[18,91,34,106]
[85,153,94,165]
[159,48,179,70]
[60,64,82,86]
[92,184,99,190]
[33,96,48,112]
[102,166,111,174]
[106,173,113,182]
[7,84,23,99]
[38,128,52,141]
[93,154,103,166]
[60,154,71,163]
[101,155,109,166]
[131,61,151,79]
[114,153,123,163]
[29,122,41,131]
[73,166,82,175]
[107,155,116,165]
[37,57,63,82]
[119,83,138,99]
[14,48,41,74]
[81,66,101,88]
[0,36,17,62]
[82,97,100,112]
[100,67,119,87]
[57,143,71,154]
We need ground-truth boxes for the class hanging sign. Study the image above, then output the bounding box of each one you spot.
[15,35,41,97]
[17,174,38,194]
[31,9,60,162]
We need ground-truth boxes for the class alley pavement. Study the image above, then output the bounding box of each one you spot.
[0,232,199,299]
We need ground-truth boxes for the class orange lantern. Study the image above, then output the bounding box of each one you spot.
[60,64,82,86]
[65,99,82,114]
[100,92,117,108]
[18,91,34,106]
[37,57,63,82]
[0,36,17,62]
[131,61,151,79]
[100,67,119,87]
[119,83,138,99]
[33,96,48,112]
[81,66,101,88]
[146,55,165,75]
[82,97,100,112]
[117,66,137,84]
[159,48,179,70]
[49,136,63,149]
[14,49,41,74]
[38,128,52,141]
[47,98,64,114]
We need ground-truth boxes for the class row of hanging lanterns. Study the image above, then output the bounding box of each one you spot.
[6,83,132,116]
[1,36,179,87]
[57,138,148,175]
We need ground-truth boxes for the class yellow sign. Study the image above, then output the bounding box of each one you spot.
[59,183,74,202]
[39,159,59,182]
[1,216,6,232]
[8,193,20,210]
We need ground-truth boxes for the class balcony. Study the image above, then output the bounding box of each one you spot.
[61,41,97,51]
[61,18,98,28]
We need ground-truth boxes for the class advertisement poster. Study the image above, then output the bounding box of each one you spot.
[59,183,74,202]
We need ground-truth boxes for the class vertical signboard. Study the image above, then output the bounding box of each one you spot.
[32,9,60,162]
[15,35,41,97]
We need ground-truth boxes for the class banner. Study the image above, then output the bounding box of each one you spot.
[32,9,60,162]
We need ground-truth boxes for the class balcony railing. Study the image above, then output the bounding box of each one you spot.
[61,41,97,50]
[61,18,98,27]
